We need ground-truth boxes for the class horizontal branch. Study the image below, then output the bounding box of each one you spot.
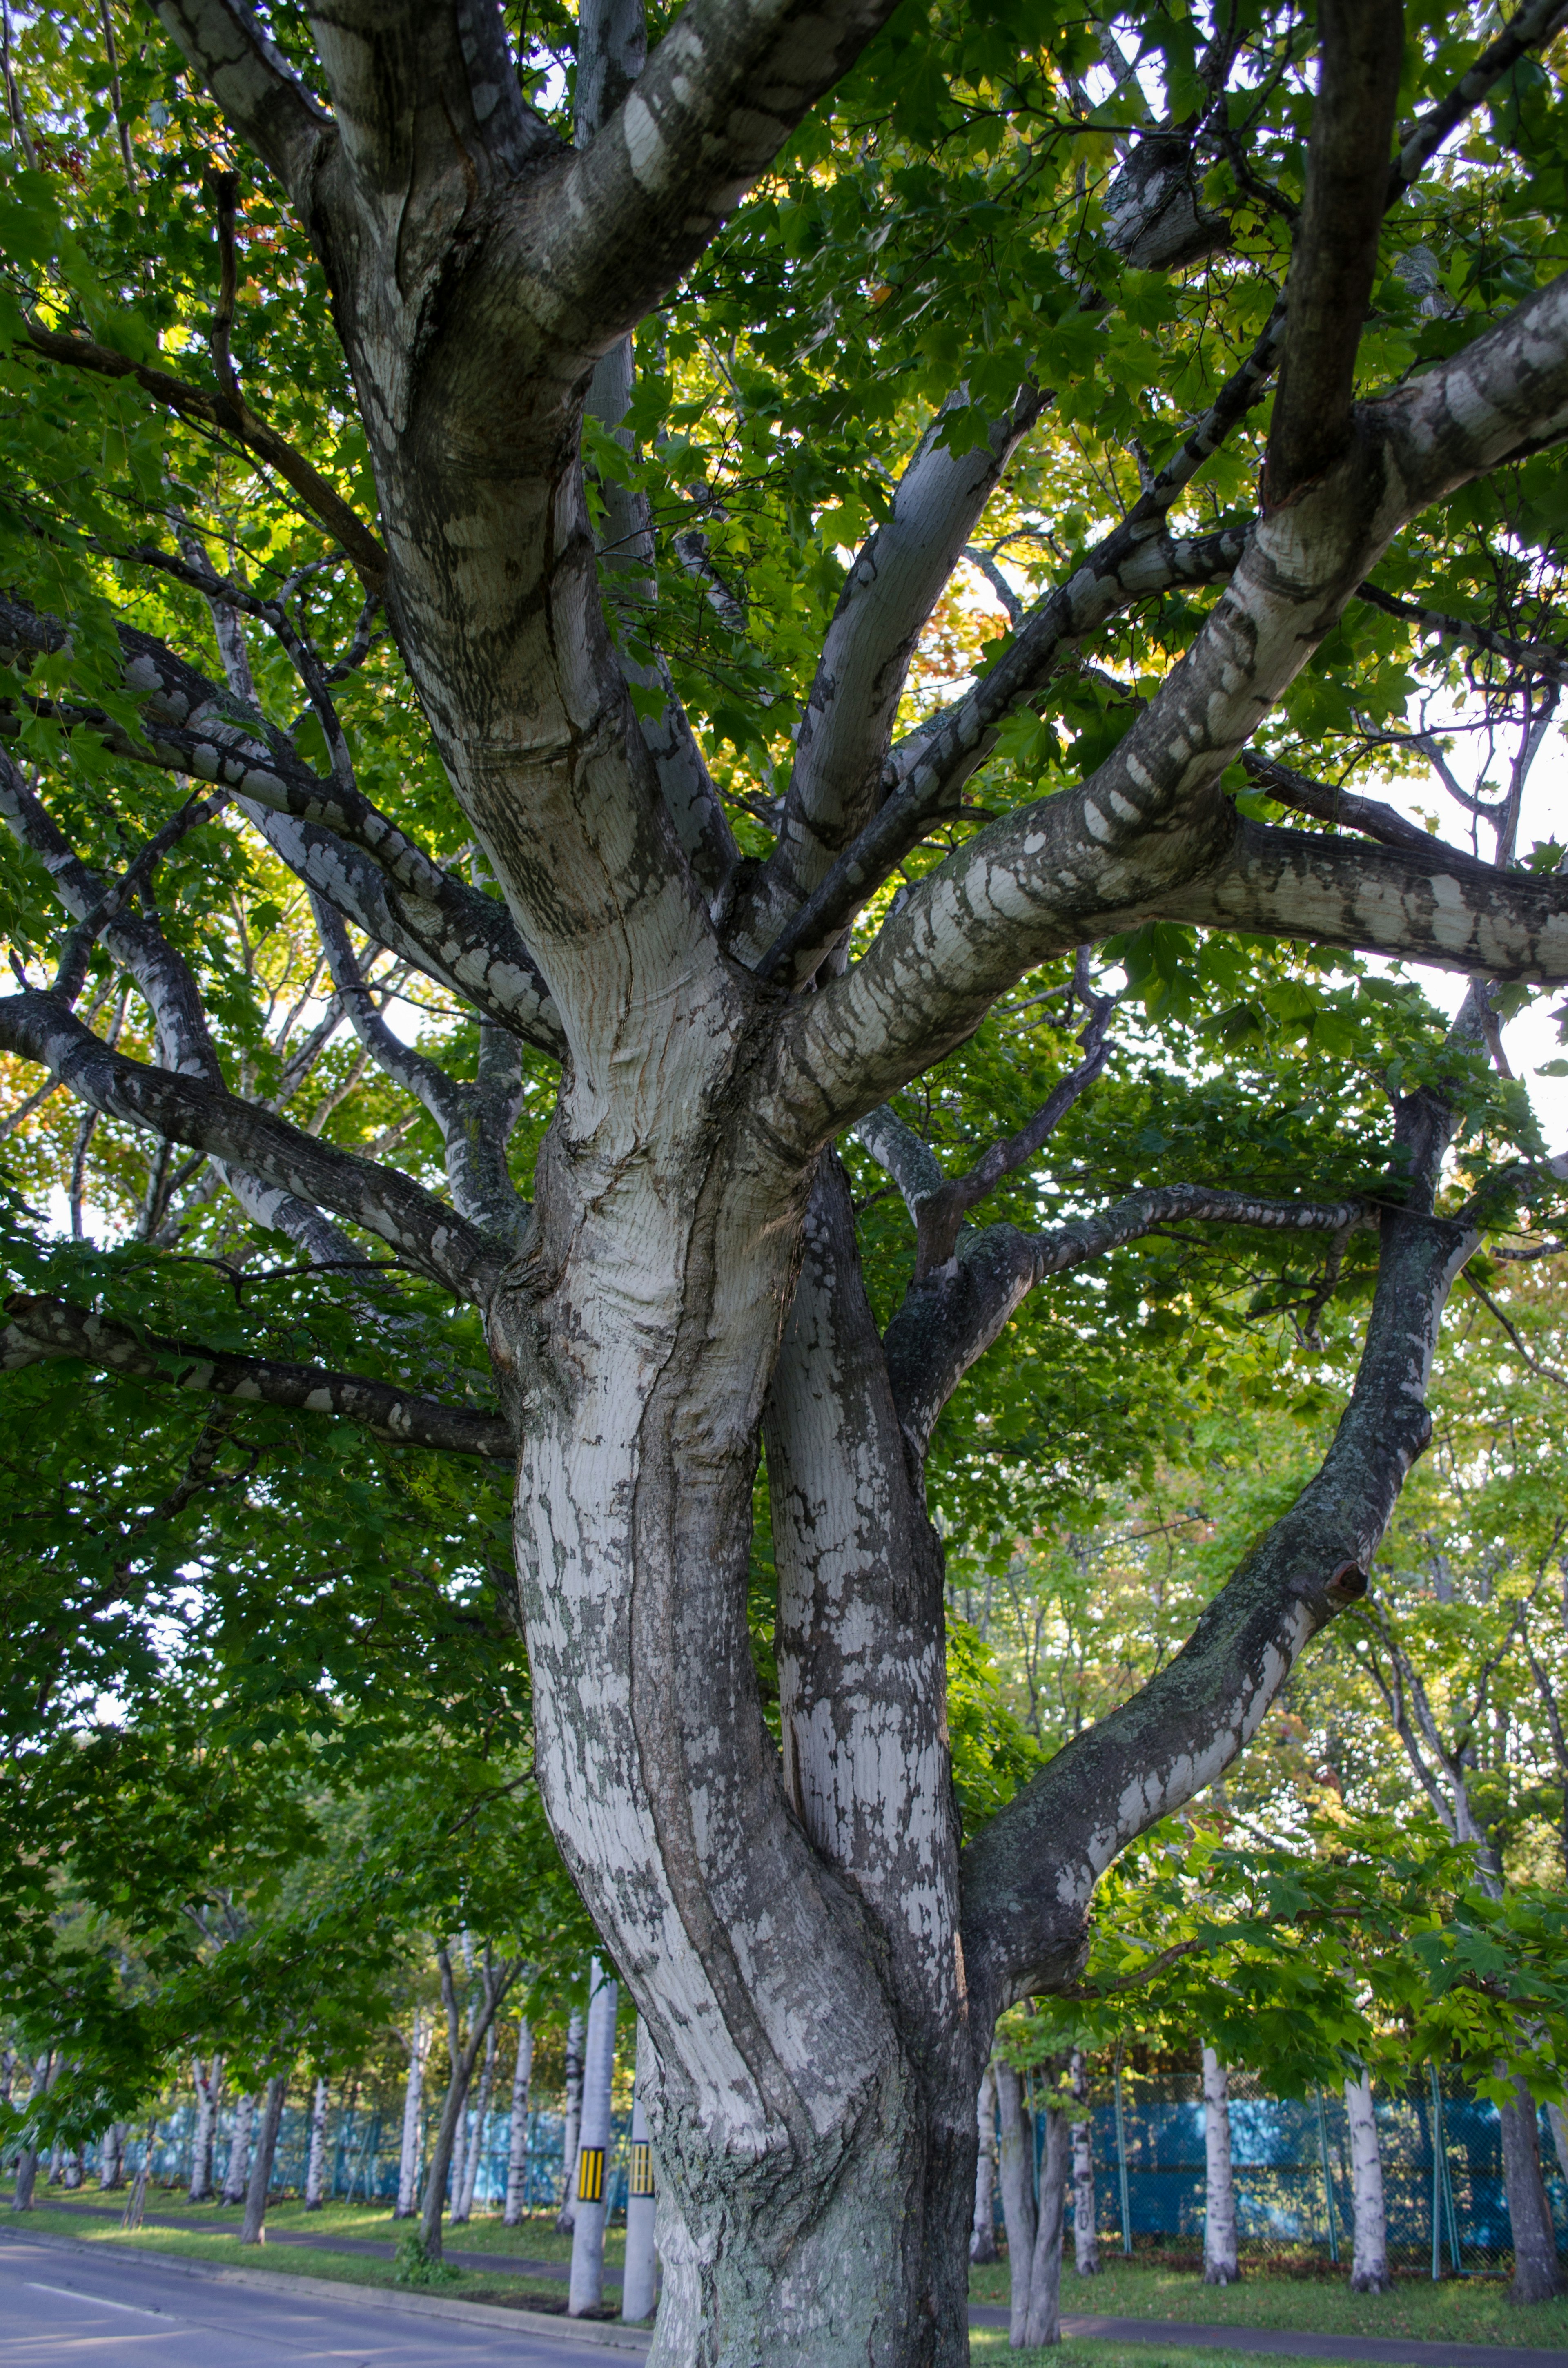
[24,326,386,592]
[0,989,505,1303]
[2,1291,512,1458]
[1238,750,1490,865]
[884,1182,1371,1460]
[1356,580,1568,688]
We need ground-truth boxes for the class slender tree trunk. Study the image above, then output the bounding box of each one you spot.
[971,2065,999,2265]
[569,1960,620,2315]
[222,2091,255,2206]
[454,2020,497,2221]
[623,2017,658,2325]
[1070,2051,1098,2277]
[395,2007,430,2219]
[239,2075,287,2245]
[1202,2048,1239,2285]
[1344,2071,1390,2294]
[502,2013,534,2228]
[99,2123,126,2191]
[303,2076,330,2210]
[189,2056,221,2203]
[1022,2107,1070,2348]
[1497,2072,1564,2302]
[121,2120,157,2230]
[996,2063,1036,2346]
[556,2005,584,2234]
[419,1950,517,2262]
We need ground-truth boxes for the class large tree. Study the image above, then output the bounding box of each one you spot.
[8,0,1568,2357]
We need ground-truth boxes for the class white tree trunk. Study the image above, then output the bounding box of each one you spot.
[221,2091,254,2207]
[1022,2107,1070,2348]
[996,2062,1036,2346]
[395,2007,432,2219]
[556,2005,584,2235]
[971,2064,999,2265]
[303,2076,330,2211]
[1202,2049,1239,2285]
[62,2147,83,2190]
[454,2019,497,2221]
[622,2017,658,2325]
[98,2123,125,2191]
[502,2013,534,2228]
[188,2056,222,2203]
[1344,2071,1390,2293]
[1071,2051,1098,2277]
[568,1961,620,2315]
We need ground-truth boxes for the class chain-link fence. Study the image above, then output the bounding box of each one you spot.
[1033,2069,1568,2277]
[88,2099,636,2219]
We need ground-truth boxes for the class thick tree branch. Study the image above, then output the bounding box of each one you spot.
[0,990,504,1301]
[959,1060,1480,2018]
[884,1183,1372,1463]
[147,0,331,194]
[1265,0,1404,503]
[1238,750,1491,866]
[763,269,1568,1145]
[1,1292,512,1458]
[23,326,386,592]
[0,595,565,1054]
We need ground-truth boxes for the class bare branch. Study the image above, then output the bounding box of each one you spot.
[1356,581,1568,689]
[2,1292,512,1458]
[1238,749,1489,865]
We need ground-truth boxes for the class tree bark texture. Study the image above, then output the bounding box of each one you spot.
[240,2075,286,2245]
[1203,2049,1240,2285]
[395,2007,431,2220]
[569,1962,620,2315]
[1021,2107,1070,2349]
[16,0,1568,2355]
[1071,2053,1098,2278]
[189,2056,222,2204]
[971,2066,999,2265]
[99,2123,126,2191]
[557,2006,584,2236]
[503,2013,534,2228]
[623,2015,659,2326]
[454,2020,497,2222]
[997,2063,1036,2347]
[1497,2074,1564,2302]
[221,2092,254,2207]
[304,2076,330,2212]
[1344,2072,1391,2294]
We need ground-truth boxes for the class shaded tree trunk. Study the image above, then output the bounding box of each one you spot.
[303,2076,330,2211]
[556,2005,584,2236]
[1022,2106,1070,2348]
[221,2092,254,2206]
[395,2006,432,2220]
[1202,2049,1239,2285]
[189,2056,222,2203]
[420,1944,520,2262]
[502,2012,534,2228]
[454,2018,497,2223]
[1344,2071,1390,2294]
[971,2064,999,2265]
[996,2063,1036,2347]
[1497,2073,1563,2302]
[569,1961,620,2315]
[239,2075,287,2245]
[623,2017,658,2325]
[12,2148,38,2211]
[1071,2052,1098,2277]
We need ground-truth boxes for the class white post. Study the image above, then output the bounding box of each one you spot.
[621,2017,657,2323]
[1344,2069,1391,2292]
[1202,2047,1239,2285]
[303,2076,330,2211]
[568,1961,619,2316]
[503,2014,534,2227]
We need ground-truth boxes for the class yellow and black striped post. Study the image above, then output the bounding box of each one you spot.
[576,2145,605,2205]
[629,2141,654,2198]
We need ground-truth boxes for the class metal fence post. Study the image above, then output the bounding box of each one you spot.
[1114,2063,1133,2257]
[1315,2083,1340,2266]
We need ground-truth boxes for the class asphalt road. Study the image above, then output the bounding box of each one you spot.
[0,2236,623,2368]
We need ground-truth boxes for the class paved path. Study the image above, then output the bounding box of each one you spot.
[970,2301,1568,2366]
[0,2235,632,2368]
[30,2198,590,2287]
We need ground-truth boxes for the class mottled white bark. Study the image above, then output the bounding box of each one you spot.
[568,1962,620,2314]
[971,2065,999,2265]
[454,2020,497,2222]
[622,2017,659,2324]
[98,2122,126,2191]
[1021,2107,1070,2348]
[996,2063,1036,2346]
[395,2007,432,2220]
[1202,2049,1239,2285]
[556,2007,584,2235]
[303,2076,330,2212]
[221,2091,254,2207]
[502,2013,534,2228]
[188,2056,222,2203]
[1071,2053,1098,2277]
[1344,2071,1390,2293]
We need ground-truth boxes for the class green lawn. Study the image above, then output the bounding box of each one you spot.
[971,2345,1376,2368]
[967,2253,1568,2349]
[6,2197,625,2305]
